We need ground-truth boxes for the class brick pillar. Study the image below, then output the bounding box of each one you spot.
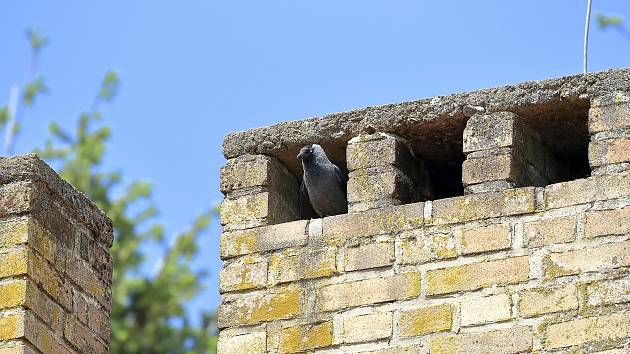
[0,154,113,354]
[588,91,630,175]
[220,154,299,230]
[462,111,561,194]
[346,132,432,212]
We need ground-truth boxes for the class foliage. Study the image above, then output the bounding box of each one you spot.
[3,30,218,353]
[597,13,630,41]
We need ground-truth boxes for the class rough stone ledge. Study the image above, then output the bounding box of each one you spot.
[223,68,630,176]
[0,154,113,247]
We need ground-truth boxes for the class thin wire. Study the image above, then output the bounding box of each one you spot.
[584,0,593,75]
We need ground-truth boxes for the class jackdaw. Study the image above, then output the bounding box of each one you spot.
[298,144,348,218]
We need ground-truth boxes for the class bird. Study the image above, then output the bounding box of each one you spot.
[297,144,348,218]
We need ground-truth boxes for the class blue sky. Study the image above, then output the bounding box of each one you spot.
[2,0,629,321]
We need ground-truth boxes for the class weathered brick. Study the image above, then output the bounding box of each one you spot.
[544,241,630,279]
[355,346,423,354]
[0,218,29,247]
[398,229,456,265]
[463,112,520,152]
[0,340,37,354]
[346,133,401,171]
[427,256,529,295]
[429,326,533,354]
[585,207,630,238]
[0,182,34,218]
[219,257,268,292]
[269,247,335,285]
[218,287,303,328]
[40,253,79,311]
[460,293,511,326]
[583,277,630,307]
[342,312,392,343]
[399,304,453,338]
[220,220,308,259]
[87,302,111,343]
[323,203,424,244]
[461,223,511,255]
[589,137,630,167]
[63,315,107,354]
[589,91,630,134]
[347,167,420,211]
[524,215,576,248]
[0,247,28,279]
[432,187,536,225]
[0,310,25,340]
[220,154,297,194]
[278,321,333,353]
[217,330,266,354]
[545,312,629,349]
[220,191,298,229]
[345,242,394,271]
[462,153,513,186]
[317,273,420,312]
[544,171,630,209]
[518,284,578,317]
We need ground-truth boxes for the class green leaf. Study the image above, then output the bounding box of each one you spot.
[25,28,49,52]
[597,13,623,29]
[99,70,120,102]
[23,76,49,106]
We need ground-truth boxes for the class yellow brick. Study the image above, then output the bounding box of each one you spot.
[317,273,420,312]
[0,247,28,279]
[0,280,27,309]
[220,192,270,226]
[342,312,392,343]
[518,284,578,317]
[323,203,424,244]
[545,312,629,349]
[278,322,333,354]
[0,311,25,340]
[399,304,453,338]
[461,224,511,255]
[220,191,297,228]
[427,256,529,295]
[217,330,266,354]
[399,230,456,265]
[218,287,302,328]
[220,220,308,259]
[545,171,630,209]
[355,346,422,354]
[269,247,335,285]
[345,242,394,271]
[524,215,576,248]
[0,218,29,247]
[429,326,533,354]
[0,340,37,354]
[460,293,511,326]
[429,327,533,354]
[219,257,267,292]
[544,241,630,279]
[432,187,536,225]
[589,138,630,167]
[585,207,630,238]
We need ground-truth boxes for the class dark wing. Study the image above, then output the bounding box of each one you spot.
[299,180,319,219]
[332,164,348,201]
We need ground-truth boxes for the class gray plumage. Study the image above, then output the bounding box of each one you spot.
[298,144,348,218]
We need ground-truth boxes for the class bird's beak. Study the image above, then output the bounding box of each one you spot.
[297,150,306,159]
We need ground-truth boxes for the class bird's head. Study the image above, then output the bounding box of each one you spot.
[297,144,327,162]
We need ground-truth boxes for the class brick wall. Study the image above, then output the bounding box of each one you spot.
[0,155,113,354]
[218,77,630,354]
